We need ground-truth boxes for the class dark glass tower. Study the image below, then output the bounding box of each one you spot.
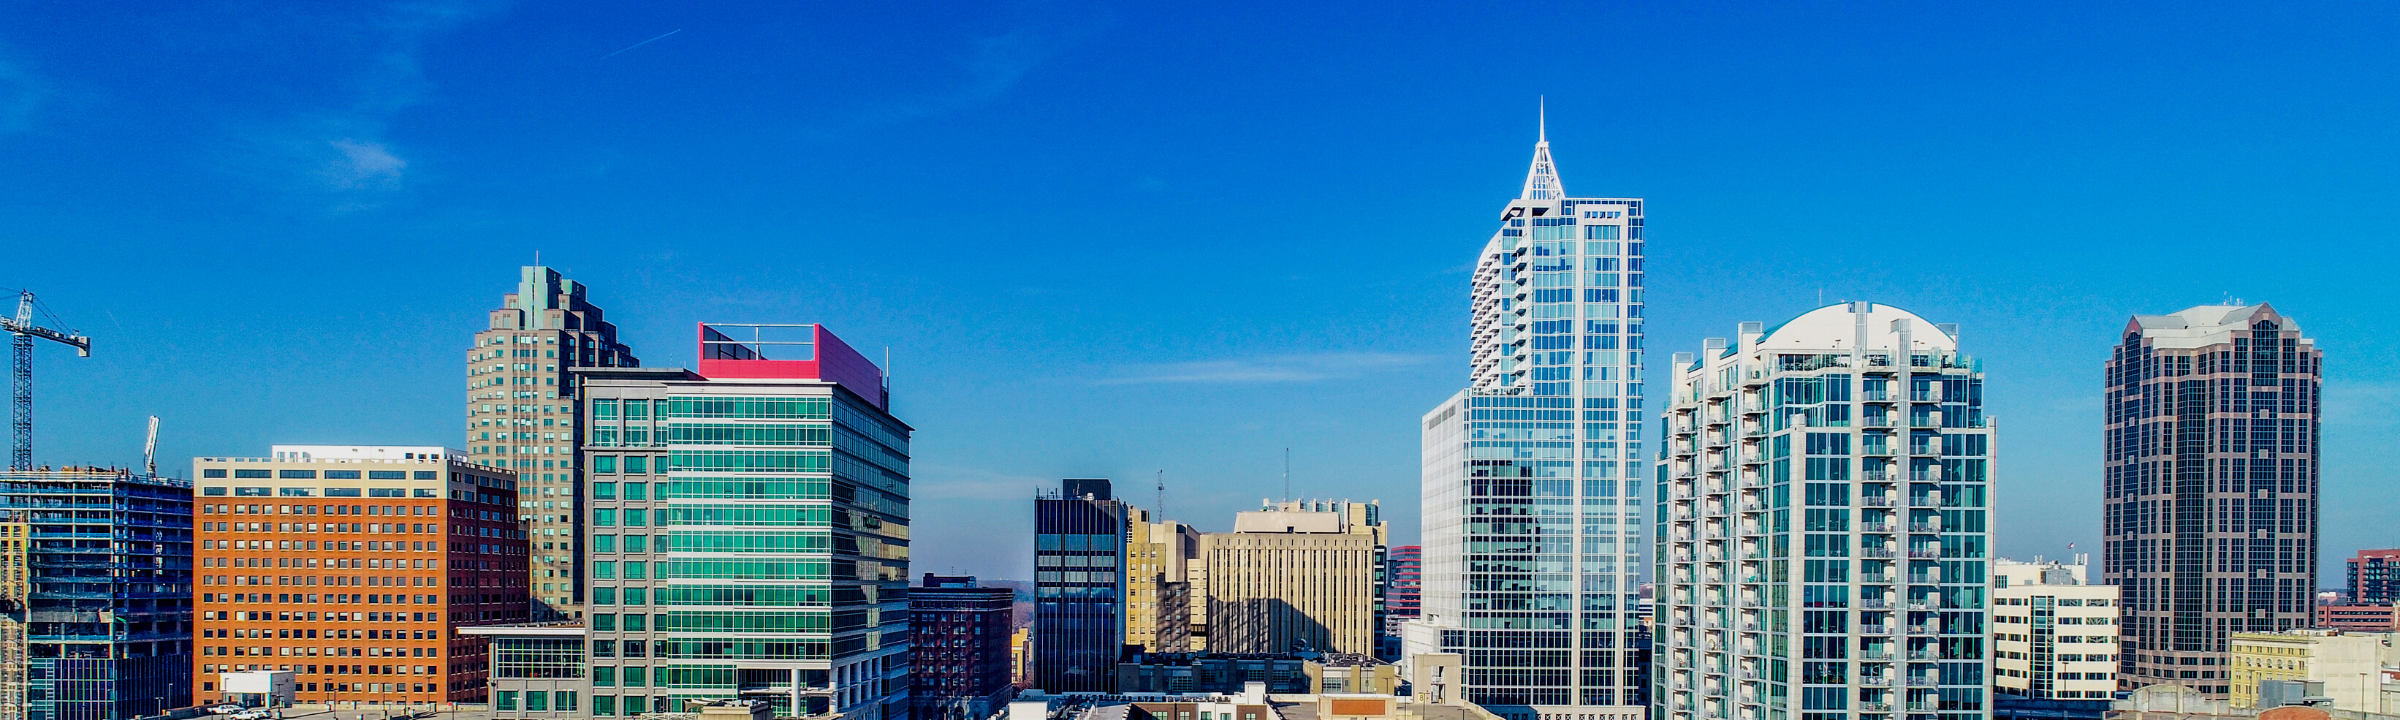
[2101,304,2320,698]
[1032,479,1127,693]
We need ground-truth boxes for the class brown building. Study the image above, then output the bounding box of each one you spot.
[2314,604,2400,632]
[191,447,530,707]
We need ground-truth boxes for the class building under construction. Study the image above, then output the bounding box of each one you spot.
[0,466,193,720]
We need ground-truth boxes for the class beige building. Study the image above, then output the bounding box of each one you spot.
[1202,501,1383,655]
[2229,630,2400,710]
[1994,557,2123,700]
[1128,512,1201,652]
[467,265,641,621]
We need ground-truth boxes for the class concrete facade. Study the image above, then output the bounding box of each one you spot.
[467,265,641,622]
[1204,502,1382,656]
[1993,558,2122,700]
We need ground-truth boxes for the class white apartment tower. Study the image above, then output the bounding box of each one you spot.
[1659,303,1995,720]
[1411,118,1649,720]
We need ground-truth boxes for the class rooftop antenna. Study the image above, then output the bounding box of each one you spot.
[1156,470,1166,520]
[1283,448,1291,504]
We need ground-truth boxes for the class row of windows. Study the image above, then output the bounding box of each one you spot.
[205,469,437,481]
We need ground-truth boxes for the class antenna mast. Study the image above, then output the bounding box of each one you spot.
[1282,448,1290,503]
[1156,470,1165,520]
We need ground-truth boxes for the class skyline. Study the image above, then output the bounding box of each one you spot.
[7,2,2399,586]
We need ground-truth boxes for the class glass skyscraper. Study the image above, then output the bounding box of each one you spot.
[2100,303,2320,697]
[576,323,909,720]
[1659,303,1994,720]
[1409,122,1648,720]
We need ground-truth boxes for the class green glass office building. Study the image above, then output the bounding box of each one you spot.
[575,323,909,720]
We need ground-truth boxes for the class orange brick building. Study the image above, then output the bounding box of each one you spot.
[191,447,530,707]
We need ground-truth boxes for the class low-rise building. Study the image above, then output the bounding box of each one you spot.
[2318,606,2400,633]
[2228,630,2400,711]
[1993,557,2122,701]
[458,623,585,719]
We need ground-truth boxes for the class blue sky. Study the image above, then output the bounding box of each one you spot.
[4,2,2396,583]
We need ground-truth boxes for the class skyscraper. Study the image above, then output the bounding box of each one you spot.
[1659,303,1996,720]
[0,466,193,720]
[468,265,640,620]
[2101,303,2321,697]
[1410,119,1647,719]
[1032,478,1129,693]
[575,322,909,720]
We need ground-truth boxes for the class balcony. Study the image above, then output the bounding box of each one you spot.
[1861,496,1894,507]
[1907,574,1938,584]
[1861,523,1894,534]
[1907,523,1943,533]
[1861,624,1891,635]
[1861,547,1896,559]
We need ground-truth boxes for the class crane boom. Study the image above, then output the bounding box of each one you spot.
[5,290,92,471]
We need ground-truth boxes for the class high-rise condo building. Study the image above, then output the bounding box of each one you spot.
[1033,478,1129,693]
[910,575,1016,720]
[1383,545,1422,660]
[2100,304,2320,697]
[1991,558,2120,703]
[468,265,640,620]
[0,467,193,720]
[1202,500,1385,656]
[1411,120,1648,719]
[190,447,528,708]
[1659,303,1995,720]
[573,323,909,720]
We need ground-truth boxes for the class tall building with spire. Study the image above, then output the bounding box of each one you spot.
[2101,303,2320,698]
[467,265,640,620]
[1409,116,1648,720]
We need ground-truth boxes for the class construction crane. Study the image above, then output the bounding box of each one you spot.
[2,290,90,471]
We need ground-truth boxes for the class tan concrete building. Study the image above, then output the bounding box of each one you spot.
[1995,557,2124,700]
[1201,501,1383,655]
[1128,512,1201,653]
[2228,630,2400,711]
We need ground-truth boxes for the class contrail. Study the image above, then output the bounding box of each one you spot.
[600,29,682,59]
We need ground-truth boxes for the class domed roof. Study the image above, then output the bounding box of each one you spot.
[1752,302,1957,355]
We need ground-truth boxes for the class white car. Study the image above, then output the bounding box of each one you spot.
[208,706,246,716]
[231,710,270,720]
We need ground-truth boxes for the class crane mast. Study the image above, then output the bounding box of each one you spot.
[4,290,91,471]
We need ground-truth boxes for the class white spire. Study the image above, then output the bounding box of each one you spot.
[1520,98,1563,200]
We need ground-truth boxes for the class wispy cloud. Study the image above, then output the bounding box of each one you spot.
[321,139,408,189]
[1097,352,1434,385]
[231,1,509,203]
[850,7,1108,126]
